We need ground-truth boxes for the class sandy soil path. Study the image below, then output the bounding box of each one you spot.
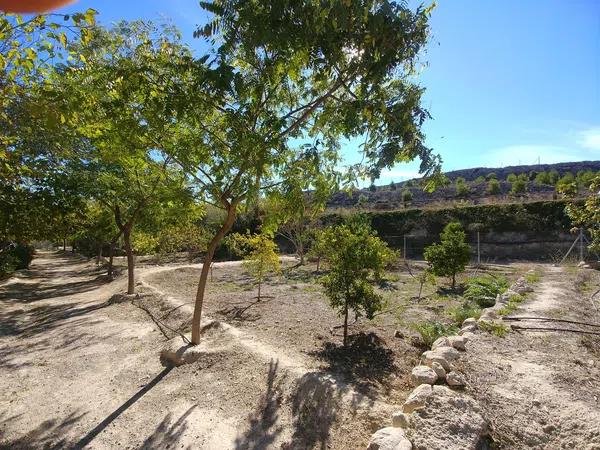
[0,251,391,449]
[462,266,600,449]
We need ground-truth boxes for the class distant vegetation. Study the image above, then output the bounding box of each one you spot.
[326,162,600,211]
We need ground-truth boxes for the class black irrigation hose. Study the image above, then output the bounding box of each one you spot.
[511,325,600,336]
[504,316,600,329]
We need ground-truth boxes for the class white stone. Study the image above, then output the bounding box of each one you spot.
[421,351,451,371]
[448,335,467,351]
[461,331,476,341]
[446,371,466,387]
[410,365,438,386]
[430,361,446,379]
[431,336,451,350]
[367,427,412,450]
[408,385,488,450]
[462,317,477,327]
[479,309,498,321]
[459,324,477,335]
[431,346,460,362]
[403,384,433,413]
[392,411,410,429]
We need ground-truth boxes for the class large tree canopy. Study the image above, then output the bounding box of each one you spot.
[168,0,440,343]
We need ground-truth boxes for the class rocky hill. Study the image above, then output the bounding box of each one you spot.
[439,160,600,183]
[326,160,600,211]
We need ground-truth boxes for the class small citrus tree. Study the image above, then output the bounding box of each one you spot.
[424,222,471,289]
[319,218,395,346]
[228,232,280,300]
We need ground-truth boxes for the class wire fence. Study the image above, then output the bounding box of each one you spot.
[380,231,595,264]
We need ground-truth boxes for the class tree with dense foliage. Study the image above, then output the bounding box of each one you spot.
[424,222,470,289]
[506,173,517,182]
[228,232,280,300]
[1,10,96,256]
[44,21,197,293]
[455,177,470,197]
[318,218,394,345]
[389,181,396,191]
[486,178,501,195]
[534,171,551,185]
[163,0,441,344]
[510,178,527,195]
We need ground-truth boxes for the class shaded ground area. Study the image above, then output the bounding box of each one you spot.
[0,250,532,449]
[461,266,600,449]
[0,252,408,449]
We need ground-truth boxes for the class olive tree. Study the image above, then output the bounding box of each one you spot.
[169,0,441,344]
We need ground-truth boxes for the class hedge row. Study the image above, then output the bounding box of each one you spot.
[322,200,574,239]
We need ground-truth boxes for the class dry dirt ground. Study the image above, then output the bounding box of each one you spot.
[461,266,600,449]
[0,251,422,449]
[2,251,596,449]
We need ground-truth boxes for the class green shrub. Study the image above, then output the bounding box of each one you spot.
[0,243,35,277]
[524,272,541,283]
[479,321,509,337]
[486,179,501,195]
[464,275,508,308]
[497,293,526,315]
[131,231,159,255]
[510,178,527,195]
[412,320,458,347]
[448,301,482,325]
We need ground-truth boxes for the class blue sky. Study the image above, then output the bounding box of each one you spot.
[57,0,600,183]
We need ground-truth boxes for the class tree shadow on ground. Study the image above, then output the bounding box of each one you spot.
[234,360,284,450]
[0,411,87,450]
[0,301,109,339]
[140,405,197,450]
[73,366,173,449]
[308,332,396,394]
[0,275,107,304]
[283,371,344,450]
[216,296,275,322]
[279,269,318,284]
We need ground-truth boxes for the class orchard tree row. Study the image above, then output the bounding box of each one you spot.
[1,1,443,344]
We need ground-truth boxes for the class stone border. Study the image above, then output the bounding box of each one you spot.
[366,272,536,450]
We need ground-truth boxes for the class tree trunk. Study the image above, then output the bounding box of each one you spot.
[96,243,102,265]
[257,280,261,301]
[452,273,456,290]
[298,238,305,265]
[123,227,135,294]
[107,241,115,281]
[191,204,237,345]
[63,238,66,251]
[343,300,349,346]
[316,256,321,272]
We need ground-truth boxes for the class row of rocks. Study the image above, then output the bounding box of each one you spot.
[367,274,535,450]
